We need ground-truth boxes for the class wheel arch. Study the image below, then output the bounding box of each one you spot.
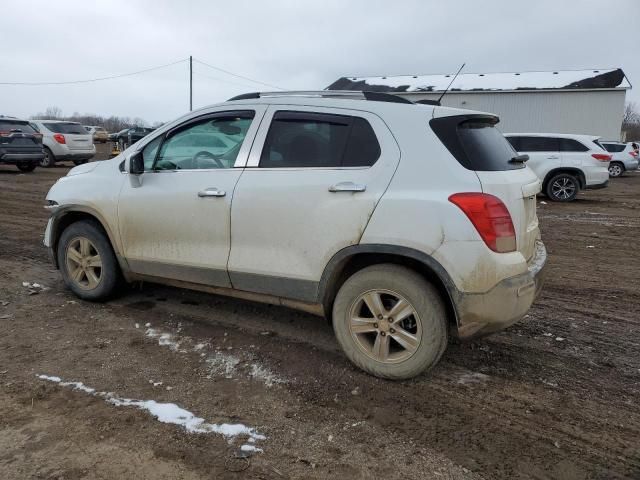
[49,206,124,271]
[318,244,460,329]
[542,168,586,190]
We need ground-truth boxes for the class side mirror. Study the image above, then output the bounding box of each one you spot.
[129,151,145,175]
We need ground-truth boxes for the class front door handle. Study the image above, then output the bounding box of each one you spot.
[197,187,226,198]
[546,155,560,160]
[329,182,366,193]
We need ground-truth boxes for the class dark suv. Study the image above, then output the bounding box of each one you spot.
[116,126,154,149]
[0,117,44,172]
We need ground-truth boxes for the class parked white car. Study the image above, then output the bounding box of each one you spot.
[30,120,96,167]
[43,91,546,379]
[504,133,611,201]
[599,141,639,177]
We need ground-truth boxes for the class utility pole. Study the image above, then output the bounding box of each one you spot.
[189,56,193,111]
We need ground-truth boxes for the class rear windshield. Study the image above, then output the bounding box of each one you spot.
[0,120,36,133]
[601,143,626,153]
[430,115,523,171]
[43,122,87,134]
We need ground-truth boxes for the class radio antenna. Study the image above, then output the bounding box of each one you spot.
[436,63,465,105]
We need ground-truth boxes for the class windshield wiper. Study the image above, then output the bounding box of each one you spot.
[509,154,529,164]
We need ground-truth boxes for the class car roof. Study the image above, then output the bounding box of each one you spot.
[32,119,81,124]
[504,132,600,141]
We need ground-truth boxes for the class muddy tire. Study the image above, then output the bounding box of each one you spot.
[608,162,624,178]
[332,264,447,380]
[57,220,121,301]
[16,162,36,172]
[546,173,579,202]
[40,148,54,168]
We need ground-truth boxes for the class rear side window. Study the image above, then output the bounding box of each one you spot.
[430,115,523,171]
[0,120,36,133]
[259,111,380,168]
[43,122,87,134]
[601,143,625,153]
[517,136,559,152]
[559,138,589,152]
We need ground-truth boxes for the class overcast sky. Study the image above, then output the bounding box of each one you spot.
[1,0,637,124]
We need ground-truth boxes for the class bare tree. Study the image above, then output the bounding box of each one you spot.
[32,106,63,120]
[29,108,157,133]
[622,102,640,141]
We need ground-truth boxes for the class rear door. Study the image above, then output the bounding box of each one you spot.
[448,122,541,261]
[227,105,400,299]
[43,122,93,150]
[559,137,590,166]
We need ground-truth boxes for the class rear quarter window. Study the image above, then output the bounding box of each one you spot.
[601,143,625,153]
[430,115,523,171]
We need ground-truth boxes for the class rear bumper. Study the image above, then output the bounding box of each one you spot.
[0,152,45,164]
[454,241,547,339]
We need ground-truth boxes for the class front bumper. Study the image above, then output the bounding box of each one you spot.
[454,241,547,339]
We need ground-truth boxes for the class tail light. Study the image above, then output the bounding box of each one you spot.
[53,133,66,144]
[449,193,516,253]
[629,151,638,158]
[0,131,10,138]
[591,153,611,161]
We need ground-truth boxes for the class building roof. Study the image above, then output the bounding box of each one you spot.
[327,68,631,93]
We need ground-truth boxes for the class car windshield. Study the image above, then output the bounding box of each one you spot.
[0,120,37,133]
[44,122,88,134]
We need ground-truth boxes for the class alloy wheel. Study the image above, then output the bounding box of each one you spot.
[65,237,103,290]
[609,164,622,177]
[348,289,422,364]
[551,177,576,200]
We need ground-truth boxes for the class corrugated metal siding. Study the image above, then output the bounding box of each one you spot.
[400,90,626,140]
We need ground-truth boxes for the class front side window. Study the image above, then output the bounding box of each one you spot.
[259,111,380,168]
[153,111,254,170]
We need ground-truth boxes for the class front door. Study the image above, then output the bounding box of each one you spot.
[117,108,264,287]
[228,105,400,300]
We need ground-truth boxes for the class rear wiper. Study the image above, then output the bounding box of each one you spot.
[509,154,529,164]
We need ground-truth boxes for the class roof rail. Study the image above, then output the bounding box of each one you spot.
[227,90,414,104]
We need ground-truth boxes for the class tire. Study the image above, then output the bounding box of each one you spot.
[57,220,121,301]
[332,264,448,380]
[73,159,88,166]
[608,162,624,178]
[16,162,36,172]
[40,147,55,168]
[545,173,579,202]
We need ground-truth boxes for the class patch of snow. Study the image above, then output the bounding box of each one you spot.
[457,372,489,385]
[240,444,263,453]
[145,322,151,327]
[194,343,208,351]
[135,323,140,329]
[146,328,182,352]
[555,337,565,342]
[207,352,241,379]
[249,363,285,387]
[36,374,265,448]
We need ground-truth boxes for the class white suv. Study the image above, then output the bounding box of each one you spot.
[504,133,611,202]
[43,91,546,380]
[600,141,639,177]
[30,120,96,167]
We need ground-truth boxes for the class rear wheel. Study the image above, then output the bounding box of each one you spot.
[546,173,579,202]
[40,148,54,168]
[57,220,121,301]
[608,162,624,177]
[16,162,36,172]
[332,264,448,380]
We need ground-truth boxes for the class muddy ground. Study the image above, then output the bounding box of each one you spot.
[1,144,639,479]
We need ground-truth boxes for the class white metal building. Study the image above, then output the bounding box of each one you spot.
[327,69,631,140]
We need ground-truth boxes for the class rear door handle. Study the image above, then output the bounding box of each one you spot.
[197,187,226,197]
[329,182,366,193]
[546,155,560,160]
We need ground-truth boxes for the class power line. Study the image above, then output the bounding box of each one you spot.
[193,58,283,91]
[0,58,188,86]
[192,69,262,90]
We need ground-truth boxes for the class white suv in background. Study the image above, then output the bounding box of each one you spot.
[43,91,546,380]
[505,133,611,202]
[600,141,639,177]
[30,120,96,167]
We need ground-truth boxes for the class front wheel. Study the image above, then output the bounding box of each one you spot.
[57,220,121,301]
[608,162,624,177]
[16,162,36,172]
[332,264,448,380]
[546,173,579,202]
